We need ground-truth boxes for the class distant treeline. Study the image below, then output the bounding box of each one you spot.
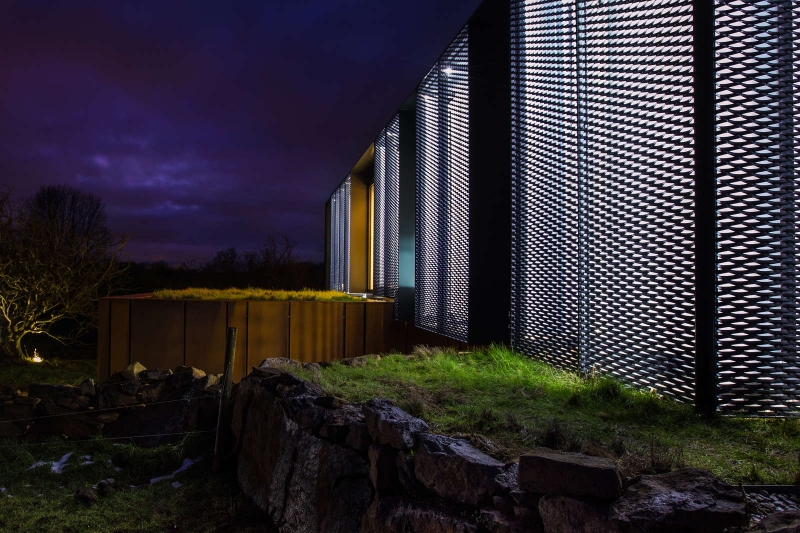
[123,235,325,294]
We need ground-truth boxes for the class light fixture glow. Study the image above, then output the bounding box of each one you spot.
[31,349,43,363]
[442,67,455,75]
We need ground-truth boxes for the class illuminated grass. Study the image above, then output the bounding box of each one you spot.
[292,346,800,485]
[0,358,96,389]
[151,287,366,302]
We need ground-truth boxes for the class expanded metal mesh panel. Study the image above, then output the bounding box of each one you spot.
[576,0,696,402]
[715,0,799,415]
[511,0,696,402]
[416,27,470,342]
[373,116,401,303]
[329,176,351,293]
[510,0,580,370]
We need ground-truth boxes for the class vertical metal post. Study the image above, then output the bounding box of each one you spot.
[692,0,717,416]
[213,326,237,472]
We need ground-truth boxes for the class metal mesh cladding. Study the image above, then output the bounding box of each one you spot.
[715,0,799,415]
[415,27,470,342]
[329,176,351,293]
[373,116,401,302]
[511,0,697,402]
[510,0,580,370]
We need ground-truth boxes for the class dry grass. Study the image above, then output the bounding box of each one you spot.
[151,287,366,302]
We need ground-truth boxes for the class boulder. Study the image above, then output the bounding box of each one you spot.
[361,496,480,533]
[0,387,21,401]
[28,402,104,439]
[414,433,513,507]
[282,395,330,433]
[369,444,400,494]
[396,451,417,492]
[315,396,348,409]
[103,398,200,446]
[318,404,363,443]
[169,366,206,390]
[258,357,303,371]
[97,383,140,408]
[119,379,140,396]
[608,468,748,533]
[479,509,544,533]
[519,448,621,501]
[121,362,147,382]
[363,398,429,451]
[76,488,99,504]
[140,369,172,381]
[80,379,96,397]
[346,420,372,451]
[538,495,614,533]
[232,376,373,533]
[757,511,800,533]
[140,382,166,403]
[28,384,88,410]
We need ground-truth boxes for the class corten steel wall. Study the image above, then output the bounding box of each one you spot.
[97,297,396,380]
[510,0,799,415]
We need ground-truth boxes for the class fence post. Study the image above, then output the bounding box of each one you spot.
[213,326,237,472]
[692,0,717,416]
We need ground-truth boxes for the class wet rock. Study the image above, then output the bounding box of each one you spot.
[539,494,614,533]
[80,379,96,397]
[121,362,147,382]
[369,444,400,494]
[519,448,621,501]
[756,511,800,532]
[414,433,513,507]
[346,420,372,451]
[76,487,98,504]
[140,368,172,381]
[608,468,748,533]
[361,496,480,533]
[363,398,429,451]
[232,376,372,533]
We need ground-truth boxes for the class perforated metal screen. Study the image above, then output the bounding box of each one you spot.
[715,0,799,415]
[373,115,401,301]
[329,176,351,293]
[511,0,697,402]
[416,27,470,342]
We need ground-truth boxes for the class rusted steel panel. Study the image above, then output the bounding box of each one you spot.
[227,301,248,382]
[289,301,344,363]
[97,299,110,381]
[129,300,184,372]
[248,301,289,363]
[345,302,366,359]
[185,300,227,375]
[365,302,387,354]
[109,299,130,375]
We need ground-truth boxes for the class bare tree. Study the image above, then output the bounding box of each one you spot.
[0,185,128,358]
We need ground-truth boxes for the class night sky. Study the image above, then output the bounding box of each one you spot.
[0,0,481,263]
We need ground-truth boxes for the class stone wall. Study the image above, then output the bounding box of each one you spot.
[231,362,758,533]
[0,362,220,446]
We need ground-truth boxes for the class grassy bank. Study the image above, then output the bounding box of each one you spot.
[0,357,96,390]
[292,346,800,485]
[151,287,366,302]
[0,434,272,533]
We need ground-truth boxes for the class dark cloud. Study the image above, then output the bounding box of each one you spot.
[0,0,480,262]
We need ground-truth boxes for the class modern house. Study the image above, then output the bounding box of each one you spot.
[324,0,799,416]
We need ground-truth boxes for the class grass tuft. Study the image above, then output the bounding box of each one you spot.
[150,287,367,302]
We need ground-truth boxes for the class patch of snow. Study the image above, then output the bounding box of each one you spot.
[51,453,73,474]
[0,488,5,493]
[28,461,49,470]
[81,461,95,466]
[149,457,202,484]
[83,455,92,460]
[171,481,182,489]
[114,467,122,472]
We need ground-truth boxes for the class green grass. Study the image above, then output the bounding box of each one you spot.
[291,345,800,485]
[0,357,96,390]
[0,434,273,532]
[151,287,366,302]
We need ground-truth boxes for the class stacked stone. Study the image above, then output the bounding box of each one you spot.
[0,362,222,446]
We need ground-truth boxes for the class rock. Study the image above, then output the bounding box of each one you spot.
[539,494,614,533]
[202,374,222,393]
[315,396,348,409]
[96,479,116,497]
[80,379,96,397]
[318,404,363,443]
[509,490,541,509]
[283,395,330,433]
[103,398,200,447]
[346,420,372,451]
[140,369,172,381]
[0,419,26,437]
[361,496,480,533]
[28,384,87,410]
[258,357,303,371]
[11,396,40,407]
[479,509,544,533]
[140,382,165,403]
[396,451,417,492]
[757,511,800,532]
[608,468,748,533]
[96,413,119,423]
[414,433,513,507]
[2,399,38,420]
[341,354,380,367]
[121,362,147,381]
[278,380,324,399]
[369,444,400,494]
[363,398,429,451]
[97,383,140,409]
[519,447,621,501]
[169,366,206,389]
[0,386,21,401]
[29,402,104,439]
[231,376,373,533]
[119,379,140,396]
[76,488,98,504]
